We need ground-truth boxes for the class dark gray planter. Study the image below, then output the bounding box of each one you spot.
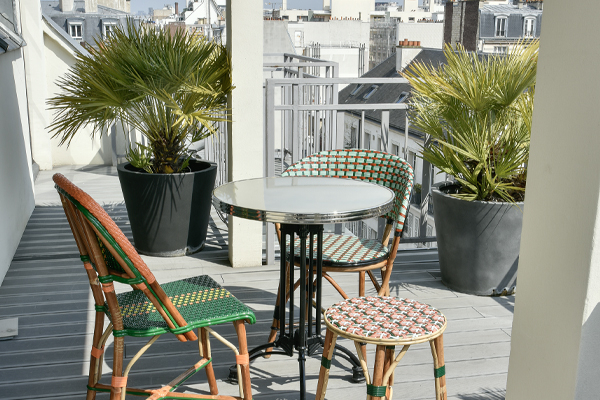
[432,183,523,295]
[117,160,217,257]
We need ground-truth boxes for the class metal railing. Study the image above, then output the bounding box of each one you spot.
[263,72,437,263]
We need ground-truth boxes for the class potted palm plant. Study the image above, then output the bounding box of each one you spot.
[48,21,233,256]
[404,41,538,295]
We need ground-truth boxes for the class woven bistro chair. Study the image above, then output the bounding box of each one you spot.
[53,174,255,400]
[266,149,414,349]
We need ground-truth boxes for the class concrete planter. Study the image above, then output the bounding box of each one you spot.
[117,160,217,257]
[432,183,523,295]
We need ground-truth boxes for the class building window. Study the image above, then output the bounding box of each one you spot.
[523,17,536,38]
[103,23,117,38]
[69,23,83,40]
[494,46,508,54]
[392,143,400,156]
[495,17,507,37]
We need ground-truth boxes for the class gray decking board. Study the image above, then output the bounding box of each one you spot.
[0,166,514,400]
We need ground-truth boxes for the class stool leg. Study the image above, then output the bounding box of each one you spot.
[370,345,387,400]
[430,334,447,400]
[316,328,338,400]
[384,346,395,399]
[265,262,292,358]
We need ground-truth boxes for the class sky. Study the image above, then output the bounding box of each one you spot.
[130,0,325,15]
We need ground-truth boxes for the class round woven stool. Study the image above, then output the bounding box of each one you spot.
[316,296,447,400]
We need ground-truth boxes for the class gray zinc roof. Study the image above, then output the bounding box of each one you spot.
[338,48,448,135]
[480,4,542,15]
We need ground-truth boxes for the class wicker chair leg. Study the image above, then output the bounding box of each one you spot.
[265,263,291,358]
[110,336,125,400]
[359,271,366,297]
[233,320,252,400]
[431,335,447,400]
[316,328,338,400]
[200,328,218,395]
[86,312,106,400]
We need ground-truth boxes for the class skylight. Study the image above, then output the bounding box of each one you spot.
[396,91,409,103]
[350,84,364,96]
[363,85,379,100]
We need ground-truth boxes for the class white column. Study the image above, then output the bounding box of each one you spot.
[506,1,600,399]
[226,0,264,268]
[20,0,53,170]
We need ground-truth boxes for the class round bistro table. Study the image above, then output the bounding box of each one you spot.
[213,176,395,400]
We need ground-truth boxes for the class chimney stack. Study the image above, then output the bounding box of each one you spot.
[396,39,422,73]
[175,2,179,14]
[59,0,73,12]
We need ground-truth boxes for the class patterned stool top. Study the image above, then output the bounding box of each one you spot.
[324,296,446,344]
[288,233,389,266]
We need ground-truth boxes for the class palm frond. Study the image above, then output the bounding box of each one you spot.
[47,20,233,173]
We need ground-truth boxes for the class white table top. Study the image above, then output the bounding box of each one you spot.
[212,176,395,224]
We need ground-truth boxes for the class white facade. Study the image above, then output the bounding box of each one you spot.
[397,22,444,49]
[286,20,370,78]
[331,0,374,21]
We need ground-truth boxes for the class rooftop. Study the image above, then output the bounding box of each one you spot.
[0,166,514,400]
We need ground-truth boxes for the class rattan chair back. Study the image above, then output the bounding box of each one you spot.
[53,173,197,342]
[282,149,414,233]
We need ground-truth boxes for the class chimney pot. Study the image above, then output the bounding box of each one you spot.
[175,1,178,14]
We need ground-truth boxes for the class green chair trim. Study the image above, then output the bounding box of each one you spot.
[80,255,91,262]
[321,356,332,369]
[434,365,445,378]
[95,305,108,313]
[366,384,388,397]
[169,358,212,392]
[111,313,256,337]
[97,274,145,286]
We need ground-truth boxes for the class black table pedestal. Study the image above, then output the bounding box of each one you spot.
[229,224,364,399]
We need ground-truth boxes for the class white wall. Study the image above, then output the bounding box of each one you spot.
[506,1,600,398]
[331,0,374,21]
[0,49,35,285]
[43,33,112,166]
[226,0,264,267]
[397,22,444,49]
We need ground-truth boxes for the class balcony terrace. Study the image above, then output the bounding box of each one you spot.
[0,166,513,400]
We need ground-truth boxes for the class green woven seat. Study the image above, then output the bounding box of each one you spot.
[289,233,389,266]
[111,275,255,337]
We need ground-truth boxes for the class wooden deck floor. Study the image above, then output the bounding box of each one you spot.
[0,166,513,400]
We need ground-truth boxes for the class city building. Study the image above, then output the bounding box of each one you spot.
[444,0,543,53]
[42,0,134,47]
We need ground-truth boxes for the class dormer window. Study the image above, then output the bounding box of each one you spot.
[495,16,507,37]
[396,91,409,103]
[350,84,364,96]
[523,17,536,38]
[103,22,117,38]
[363,85,379,100]
[69,22,83,40]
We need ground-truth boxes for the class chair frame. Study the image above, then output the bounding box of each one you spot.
[266,149,414,357]
[53,174,253,400]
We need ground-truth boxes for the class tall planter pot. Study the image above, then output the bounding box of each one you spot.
[432,183,523,295]
[117,160,217,257]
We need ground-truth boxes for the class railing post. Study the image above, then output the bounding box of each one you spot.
[420,135,432,244]
[265,80,276,265]
[380,111,389,152]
